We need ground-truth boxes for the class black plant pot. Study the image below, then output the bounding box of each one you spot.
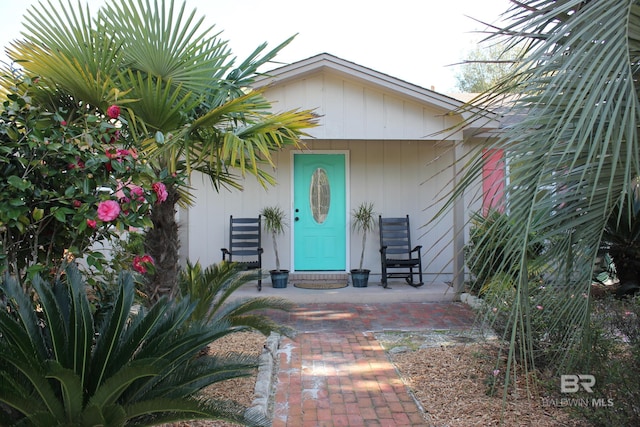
[270,270,289,288]
[351,269,370,288]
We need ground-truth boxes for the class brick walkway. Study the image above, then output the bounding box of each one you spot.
[266,302,476,427]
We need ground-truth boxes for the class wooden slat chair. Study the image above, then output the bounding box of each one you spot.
[221,215,264,290]
[379,215,424,288]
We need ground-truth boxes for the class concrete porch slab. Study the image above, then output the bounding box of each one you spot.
[229,280,456,304]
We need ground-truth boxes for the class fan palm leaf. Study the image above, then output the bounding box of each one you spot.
[100,0,230,92]
[7,0,123,110]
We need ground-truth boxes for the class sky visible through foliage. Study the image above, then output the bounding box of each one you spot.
[0,0,509,93]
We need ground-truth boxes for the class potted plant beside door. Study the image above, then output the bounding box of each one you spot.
[351,202,376,287]
[261,205,289,288]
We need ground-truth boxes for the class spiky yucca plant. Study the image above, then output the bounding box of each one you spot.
[351,202,376,271]
[260,206,288,272]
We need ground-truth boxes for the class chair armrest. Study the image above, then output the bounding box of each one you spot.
[258,248,264,254]
[380,245,388,255]
[221,248,230,260]
[411,245,422,254]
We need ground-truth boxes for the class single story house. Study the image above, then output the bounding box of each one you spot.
[179,53,502,290]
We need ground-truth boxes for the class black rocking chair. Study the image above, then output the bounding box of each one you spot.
[379,215,423,288]
[221,215,264,290]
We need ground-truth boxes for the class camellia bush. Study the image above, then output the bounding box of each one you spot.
[0,76,168,282]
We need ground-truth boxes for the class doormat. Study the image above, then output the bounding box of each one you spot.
[294,282,348,290]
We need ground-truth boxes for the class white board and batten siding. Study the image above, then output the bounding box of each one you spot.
[183,53,499,285]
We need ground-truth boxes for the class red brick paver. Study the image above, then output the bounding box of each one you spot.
[268,302,475,426]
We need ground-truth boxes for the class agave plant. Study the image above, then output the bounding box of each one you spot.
[0,265,270,426]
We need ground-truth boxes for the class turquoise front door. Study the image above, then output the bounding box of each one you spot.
[293,153,346,271]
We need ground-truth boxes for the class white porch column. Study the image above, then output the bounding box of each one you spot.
[452,140,466,295]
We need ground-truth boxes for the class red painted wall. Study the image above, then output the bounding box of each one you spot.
[482,149,505,215]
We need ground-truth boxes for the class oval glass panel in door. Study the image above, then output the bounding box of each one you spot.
[310,168,330,224]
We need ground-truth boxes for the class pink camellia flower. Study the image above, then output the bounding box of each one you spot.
[86,219,97,228]
[116,183,146,205]
[61,120,67,126]
[117,149,131,158]
[152,182,168,203]
[97,200,121,222]
[107,105,120,119]
[73,200,82,208]
[130,185,145,202]
[132,254,154,274]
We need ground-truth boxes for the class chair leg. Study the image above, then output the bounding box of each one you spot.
[381,263,389,288]
[257,277,262,292]
[408,265,424,287]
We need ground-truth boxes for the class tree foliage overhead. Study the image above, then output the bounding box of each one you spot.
[454,42,521,93]
[6,0,318,192]
[444,0,640,375]
[2,0,319,300]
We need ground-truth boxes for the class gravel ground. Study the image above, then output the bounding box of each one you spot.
[377,330,587,426]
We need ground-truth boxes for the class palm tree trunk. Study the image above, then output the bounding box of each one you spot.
[144,183,181,304]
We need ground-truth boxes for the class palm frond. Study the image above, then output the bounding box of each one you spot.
[100,0,231,92]
[124,396,268,427]
[178,260,296,337]
[8,0,123,109]
[148,91,317,187]
[446,0,640,373]
[121,70,202,133]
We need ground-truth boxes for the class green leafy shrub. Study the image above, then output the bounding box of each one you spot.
[0,265,269,426]
[465,210,545,296]
[599,192,640,297]
[0,76,163,282]
[561,296,640,426]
